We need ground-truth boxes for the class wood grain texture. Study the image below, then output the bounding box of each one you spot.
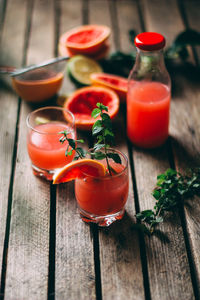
[91,1,145,299]
[55,1,96,299]
[4,0,55,298]
[132,0,195,299]
[89,0,114,53]
[170,0,200,292]
[0,0,26,290]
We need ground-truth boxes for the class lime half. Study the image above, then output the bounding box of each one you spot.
[67,55,103,85]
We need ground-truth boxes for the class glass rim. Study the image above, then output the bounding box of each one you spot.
[26,106,75,134]
[80,147,129,179]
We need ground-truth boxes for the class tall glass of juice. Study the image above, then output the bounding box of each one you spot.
[127,32,171,148]
[75,148,129,226]
[26,106,76,180]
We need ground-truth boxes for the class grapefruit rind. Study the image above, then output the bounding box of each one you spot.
[90,73,128,102]
[59,25,111,55]
[64,86,120,130]
[53,159,106,184]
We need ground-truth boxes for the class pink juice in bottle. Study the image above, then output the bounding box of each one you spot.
[127,32,171,148]
[127,81,170,148]
[27,122,76,170]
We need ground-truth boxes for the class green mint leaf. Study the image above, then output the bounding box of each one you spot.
[67,149,73,156]
[76,147,86,158]
[102,120,112,131]
[93,143,105,151]
[104,128,114,138]
[157,174,166,180]
[76,139,84,143]
[59,137,66,144]
[96,103,108,111]
[91,108,101,118]
[96,135,104,143]
[107,152,122,164]
[166,168,177,176]
[155,217,163,223]
[67,139,76,149]
[92,126,104,135]
[59,130,70,136]
[92,151,106,160]
[92,120,103,135]
[152,189,160,200]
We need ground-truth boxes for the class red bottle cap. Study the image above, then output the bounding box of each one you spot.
[134,32,166,51]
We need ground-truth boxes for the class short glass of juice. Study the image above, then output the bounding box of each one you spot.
[26,106,76,180]
[75,148,129,226]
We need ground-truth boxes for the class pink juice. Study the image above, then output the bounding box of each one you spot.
[27,122,76,170]
[127,81,170,148]
[75,161,129,216]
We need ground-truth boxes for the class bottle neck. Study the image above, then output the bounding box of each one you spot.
[129,47,170,86]
[136,48,165,67]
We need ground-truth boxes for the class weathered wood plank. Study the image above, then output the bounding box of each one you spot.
[89,0,114,53]
[0,0,26,294]
[4,0,56,298]
[171,0,200,293]
[55,1,96,299]
[132,0,196,299]
[89,1,145,299]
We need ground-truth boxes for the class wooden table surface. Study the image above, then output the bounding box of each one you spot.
[0,0,200,299]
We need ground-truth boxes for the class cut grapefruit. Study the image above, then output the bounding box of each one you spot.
[90,73,128,102]
[59,24,110,56]
[67,55,103,85]
[64,86,120,130]
[53,159,106,184]
[59,41,110,60]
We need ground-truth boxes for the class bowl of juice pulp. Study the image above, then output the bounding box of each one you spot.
[26,106,76,180]
[75,148,129,226]
[12,60,66,103]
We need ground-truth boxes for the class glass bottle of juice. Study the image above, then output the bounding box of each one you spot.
[127,32,171,148]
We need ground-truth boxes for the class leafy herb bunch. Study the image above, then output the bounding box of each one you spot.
[59,102,121,175]
[136,168,200,234]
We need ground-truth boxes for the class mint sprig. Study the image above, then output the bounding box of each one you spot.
[59,102,121,174]
[59,130,86,160]
[136,168,200,234]
[91,102,121,175]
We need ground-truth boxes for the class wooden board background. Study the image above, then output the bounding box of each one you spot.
[0,0,200,299]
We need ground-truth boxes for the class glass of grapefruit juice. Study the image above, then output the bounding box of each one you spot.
[26,106,76,180]
[75,148,129,226]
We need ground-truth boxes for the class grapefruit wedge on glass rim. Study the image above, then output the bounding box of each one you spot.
[59,24,111,57]
[90,73,128,102]
[53,159,106,184]
[64,86,120,130]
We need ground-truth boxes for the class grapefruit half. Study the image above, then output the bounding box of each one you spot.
[90,73,128,102]
[64,86,119,130]
[59,24,111,56]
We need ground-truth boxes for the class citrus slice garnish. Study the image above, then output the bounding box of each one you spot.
[53,159,106,184]
[67,55,103,85]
